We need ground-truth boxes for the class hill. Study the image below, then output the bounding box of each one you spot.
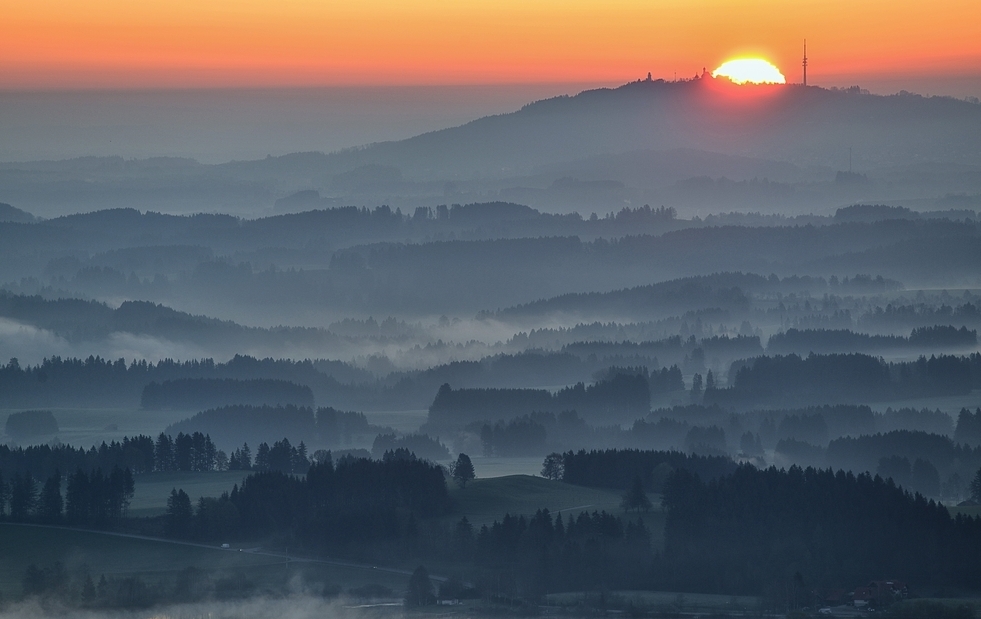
[3,81,980,216]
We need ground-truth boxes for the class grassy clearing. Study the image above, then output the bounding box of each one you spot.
[0,523,408,599]
[130,470,252,516]
[448,456,545,479]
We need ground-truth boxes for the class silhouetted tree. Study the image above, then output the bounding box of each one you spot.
[541,453,564,481]
[452,453,475,488]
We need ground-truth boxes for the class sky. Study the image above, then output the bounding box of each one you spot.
[3,0,980,92]
[2,0,979,163]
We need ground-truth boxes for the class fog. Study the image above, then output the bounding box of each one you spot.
[0,84,608,164]
[2,595,376,619]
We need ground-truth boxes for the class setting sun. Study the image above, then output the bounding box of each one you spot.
[712,58,787,85]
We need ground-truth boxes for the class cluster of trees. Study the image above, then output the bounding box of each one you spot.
[165,404,382,451]
[141,378,314,410]
[227,438,311,474]
[824,430,981,487]
[660,465,981,594]
[0,466,134,526]
[713,352,981,406]
[371,433,449,461]
[565,337,759,382]
[479,417,547,457]
[0,435,152,478]
[0,354,353,409]
[0,432,230,484]
[428,373,650,428]
[859,302,981,332]
[4,410,58,439]
[165,453,450,552]
[153,432,223,472]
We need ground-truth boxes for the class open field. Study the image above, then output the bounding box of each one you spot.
[0,523,410,599]
[451,455,545,479]
[130,470,253,516]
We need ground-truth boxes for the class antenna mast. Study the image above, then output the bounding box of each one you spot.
[802,39,808,86]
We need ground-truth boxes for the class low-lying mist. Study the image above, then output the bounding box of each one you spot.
[2,594,386,619]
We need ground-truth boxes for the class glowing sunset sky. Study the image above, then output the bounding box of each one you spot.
[2,0,980,91]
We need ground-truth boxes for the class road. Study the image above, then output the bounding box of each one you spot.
[1,522,447,582]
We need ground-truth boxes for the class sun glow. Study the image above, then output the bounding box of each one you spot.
[712,58,786,85]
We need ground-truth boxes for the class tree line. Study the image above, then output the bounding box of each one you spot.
[711,352,981,406]
[164,452,450,554]
[428,373,650,428]
[0,465,134,527]
[165,404,383,451]
[0,432,222,480]
[767,325,977,355]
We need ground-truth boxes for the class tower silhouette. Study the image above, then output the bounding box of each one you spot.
[802,39,808,86]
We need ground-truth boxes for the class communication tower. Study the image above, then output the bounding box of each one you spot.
[802,39,808,86]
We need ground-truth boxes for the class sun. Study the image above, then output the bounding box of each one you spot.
[711,58,786,85]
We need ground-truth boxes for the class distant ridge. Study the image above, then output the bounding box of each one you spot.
[231,79,981,180]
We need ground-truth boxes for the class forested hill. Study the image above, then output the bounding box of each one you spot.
[220,79,981,179]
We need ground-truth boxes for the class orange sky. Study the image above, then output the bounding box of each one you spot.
[3,0,980,89]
